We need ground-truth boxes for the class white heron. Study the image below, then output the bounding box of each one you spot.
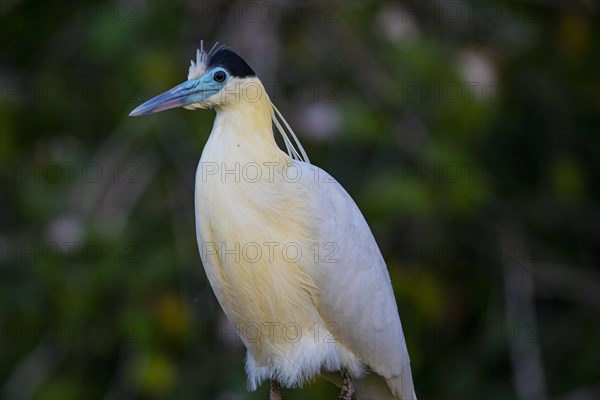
[130,42,416,400]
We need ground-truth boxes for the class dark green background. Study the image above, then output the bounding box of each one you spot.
[1,1,598,399]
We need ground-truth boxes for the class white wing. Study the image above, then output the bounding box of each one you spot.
[299,162,416,399]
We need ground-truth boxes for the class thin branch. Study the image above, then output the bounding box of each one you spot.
[2,333,68,399]
[499,220,547,400]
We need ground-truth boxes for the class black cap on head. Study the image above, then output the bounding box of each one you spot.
[208,48,256,78]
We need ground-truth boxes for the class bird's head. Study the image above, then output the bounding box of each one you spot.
[129,43,257,116]
[129,42,310,163]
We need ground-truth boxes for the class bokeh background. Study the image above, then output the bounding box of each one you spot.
[1,0,599,399]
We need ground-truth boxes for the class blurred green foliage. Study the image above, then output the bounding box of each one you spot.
[1,1,599,399]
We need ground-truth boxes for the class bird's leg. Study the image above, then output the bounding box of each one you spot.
[338,369,357,400]
[269,380,282,400]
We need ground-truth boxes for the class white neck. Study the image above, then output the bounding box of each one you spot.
[204,77,284,163]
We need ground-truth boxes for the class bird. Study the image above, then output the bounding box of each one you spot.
[130,42,417,400]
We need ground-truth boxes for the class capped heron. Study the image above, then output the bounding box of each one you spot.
[130,42,416,400]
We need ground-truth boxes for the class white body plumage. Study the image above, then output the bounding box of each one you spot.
[195,77,415,399]
[130,44,416,399]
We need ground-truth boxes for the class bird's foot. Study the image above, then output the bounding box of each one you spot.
[270,380,282,400]
[338,369,356,400]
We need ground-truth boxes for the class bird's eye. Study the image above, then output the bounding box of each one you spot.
[214,71,226,82]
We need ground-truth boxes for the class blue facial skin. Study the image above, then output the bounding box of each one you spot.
[129,67,230,116]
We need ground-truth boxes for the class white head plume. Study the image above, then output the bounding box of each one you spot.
[187,41,225,80]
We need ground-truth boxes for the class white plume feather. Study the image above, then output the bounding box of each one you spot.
[188,40,224,80]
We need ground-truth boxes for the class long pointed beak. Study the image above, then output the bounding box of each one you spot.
[129,79,202,117]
